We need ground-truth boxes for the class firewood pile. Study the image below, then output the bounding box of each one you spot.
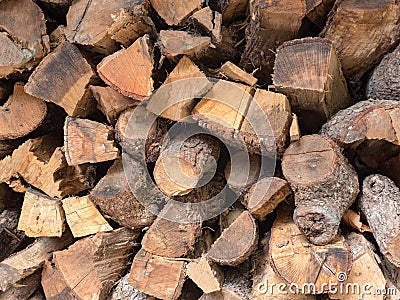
[2,0,400,299]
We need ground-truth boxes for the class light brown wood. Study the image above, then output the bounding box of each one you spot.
[342,209,371,233]
[129,249,186,300]
[190,7,222,43]
[42,228,139,300]
[187,256,224,293]
[62,195,113,238]
[290,113,301,142]
[150,0,203,25]
[18,189,65,237]
[219,61,257,86]
[64,117,119,165]
[0,270,41,300]
[0,82,47,140]
[97,35,154,100]
[0,0,49,78]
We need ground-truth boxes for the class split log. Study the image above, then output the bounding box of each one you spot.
[0,234,73,291]
[18,189,65,237]
[146,56,211,121]
[89,159,155,228]
[219,61,257,86]
[367,43,400,101]
[290,113,301,142]
[115,106,169,163]
[0,270,41,300]
[244,177,292,221]
[64,117,119,165]
[62,196,112,238]
[187,256,224,293]
[207,211,257,266]
[154,133,220,196]
[342,209,371,233]
[0,0,49,78]
[109,273,151,300]
[190,7,222,43]
[273,37,350,132]
[90,85,138,125]
[321,0,400,85]
[150,0,203,25]
[359,174,400,268]
[0,136,96,198]
[329,232,386,300]
[42,228,138,300]
[159,30,212,62]
[25,41,95,117]
[0,83,47,140]
[269,204,352,294]
[128,249,186,300]
[282,134,359,245]
[209,0,248,24]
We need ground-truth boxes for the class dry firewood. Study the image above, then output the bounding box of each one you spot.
[187,256,224,293]
[90,85,138,125]
[49,25,67,50]
[0,270,41,300]
[0,0,49,78]
[62,195,112,238]
[219,61,257,86]
[321,0,400,85]
[190,7,222,43]
[64,117,119,165]
[0,233,73,291]
[89,159,155,228]
[244,177,292,221]
[146,56,211,121]
[282,134,359,245]
[0,136,95,198]
[342,209,371,233]
[150,0,203,25]
[18,189,65,237]
[207,211,257,266]
[329,232,386,300]
[25,41,95,117]
[359,174,400,268]
[0,83,47,140]
[305,0,335,30]
[367,43,400,101]
[115,106,169,163]
[209,0,248,24]
[290,113,301,142]
[159,30,212,62]
[269,204,352,294]
[274,37,350,132]
[154,133,220,197]
[42,228,138,300]
[109,273,152,300]
[128,249,186,300]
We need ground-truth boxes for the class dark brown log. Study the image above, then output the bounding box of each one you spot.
[25,41,95,118]
[219,61,257,86]
[89,159,155,228]
[0,0,49,78]
[269,204,352,294]
[64,117,119,165]
[187,256,224,293]
[97,35,154,101]
[128,249,186,300]
[42,228,138,300]
[150,0,203,25]
[0,270,41,300]
[209,0,248,24]
[321,0,400,86]
[274,37,350,132]
[190,7,222,43]
[282,134,359,245]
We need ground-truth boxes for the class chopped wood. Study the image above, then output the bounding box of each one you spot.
[274,37,350,132]
[90,85,139,125]
[128,249,186,300]
[321,0,400,84]
[342,209,371,233]
[89,159,155,228]
[18,189,65,237]
[290,113,301,142]
[159,30,212,62]
[64,117,119,165]
[0,234,73,291]
[42,228,138,300]
[97,35,154,100]
[0,83,47,140]
[244,177,292,221]
[219,61,257,86]
[210,0,248,24]
[109,273,152,300]
[0,270,41,300]
[49,25,67,50]
[207,211,257,266]
[146,56,211,121]
[25,41,94,117]
[62,196,112,238]
[150,0,204,25]
[187,256,224,293]
[269,204,352,294]
[282,134,359,245]
[0,0,49,78]
[154,133,220,196]
[190,7,222,43]
[0,209,27,262]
